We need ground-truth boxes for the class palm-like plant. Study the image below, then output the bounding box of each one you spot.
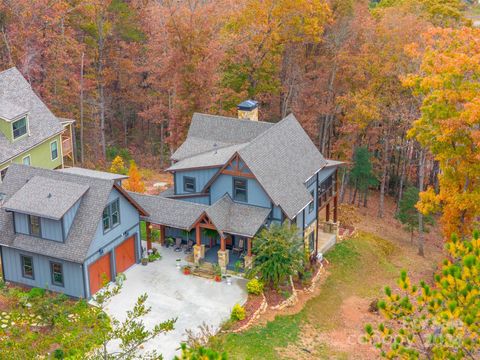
[249,222,304,288]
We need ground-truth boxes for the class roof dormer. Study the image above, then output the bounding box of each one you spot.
[0,98,30,142]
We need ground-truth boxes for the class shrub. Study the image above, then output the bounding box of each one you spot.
[230,304,246,322]
[53,349,64,359]
[246,278,264,295]
[28,288,46,299]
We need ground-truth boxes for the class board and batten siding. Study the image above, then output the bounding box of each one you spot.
[13,212,64,242]
[210,174,271,208]
[13,212,29,234]
[62,198,81,237]
[304,177,318,227]
[174,168,219,195]
[1,247,85,298]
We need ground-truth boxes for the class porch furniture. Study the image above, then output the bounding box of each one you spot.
[184,240,193,254]
[232,238,245,255]
[174,237,182,252]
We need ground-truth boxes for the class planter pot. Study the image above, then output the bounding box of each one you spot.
[141,258,148,266]
[176,259,181,269]
[183,269,191,275]
[226,275,232,285]
[214,275,221,282]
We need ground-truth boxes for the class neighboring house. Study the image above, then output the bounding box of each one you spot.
[132,102,342,271]
[0,67,75,182]
[0,164,147,298]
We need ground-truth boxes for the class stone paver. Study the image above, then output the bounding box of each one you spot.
[103,245,247,359]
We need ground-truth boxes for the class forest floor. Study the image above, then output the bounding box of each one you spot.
[210,191,444,359]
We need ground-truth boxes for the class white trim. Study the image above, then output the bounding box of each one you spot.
[22,155,31,166]
[50,139,59,161]
[11,116,29,142]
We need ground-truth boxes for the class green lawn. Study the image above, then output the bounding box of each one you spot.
[211,232,405,359]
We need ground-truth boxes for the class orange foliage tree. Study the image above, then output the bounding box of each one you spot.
[123,160,145,193]
[405,27,480,238]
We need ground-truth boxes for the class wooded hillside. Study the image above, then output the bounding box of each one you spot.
[0,0,478,239]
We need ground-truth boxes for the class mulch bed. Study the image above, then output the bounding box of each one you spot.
[230,294,264,331]
[264,282,293,307]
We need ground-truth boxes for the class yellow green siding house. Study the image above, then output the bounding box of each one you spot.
[0,68,75,181]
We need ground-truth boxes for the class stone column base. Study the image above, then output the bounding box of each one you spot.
[194,244,205,264]
[218,250,229,272]
[244,255,254,269]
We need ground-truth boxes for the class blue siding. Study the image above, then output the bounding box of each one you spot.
[87,189,141,257]
[296,211,304,230]
[210,174,270,208]
[304,178,317,227]
[1,247,85,298]
[13,212,29,234]
[40,218,63,242]
[272,205,282,220]
[177,195,210,205]
[63,199,81,237]
[174,168,219,194]
[318,167,336,183]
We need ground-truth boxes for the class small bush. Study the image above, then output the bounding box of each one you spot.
[230,304,246,322]
[246,278,264,295]
[53,349,64,359]
[28,288,46,299]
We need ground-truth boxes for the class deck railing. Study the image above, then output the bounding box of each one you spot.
[62,137,73,155]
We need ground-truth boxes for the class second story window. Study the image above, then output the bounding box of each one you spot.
[29,215,41,237]
[103,199,120,233]
[183,176,196,193]
[309,190,315,213]
[51,140,58,160]
[233,178,248,202]
[12,117,27,139]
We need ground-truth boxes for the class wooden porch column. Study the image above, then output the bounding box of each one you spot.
[146,221,152,250]
[220,235,226,251]
[196,224,201,246]
[160,225,166,246]
[247,238,252,257]
[325,203,330,222]
[333,195,338,223]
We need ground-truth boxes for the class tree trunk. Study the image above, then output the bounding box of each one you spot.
[397,140,412,213]
[80,52,85,164]
[378,137,390,218]
[340,169,348,203]
[97,13,106,161]
[417,148,426,257]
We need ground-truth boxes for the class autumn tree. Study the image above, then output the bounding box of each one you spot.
[123,160,145,193]
[365,231,480,358]
[109,155,126,175]
[405,27,480,238]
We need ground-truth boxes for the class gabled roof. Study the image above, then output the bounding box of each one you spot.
[205,194,270,238]
[0,67,65,164]
[0,164,146,263]
[58,167,128,181]
[3,176,89,220]
[0,98,28,121]
[171,113,273,161]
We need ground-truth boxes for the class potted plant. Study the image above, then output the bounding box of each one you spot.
[166,237,175,248]
[141,257,148,266]
[183,265,191,275]
[212,263,222,282]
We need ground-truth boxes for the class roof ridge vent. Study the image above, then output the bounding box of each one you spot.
[47,193,52,199]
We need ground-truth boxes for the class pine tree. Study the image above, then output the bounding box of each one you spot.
[396,186,433,243]
[123,160,145,193]
[349,147,378,206]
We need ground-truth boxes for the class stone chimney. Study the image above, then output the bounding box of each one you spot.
[237,100,258,121]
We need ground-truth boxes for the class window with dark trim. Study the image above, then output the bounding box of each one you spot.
[12,117,27,139]
[103,199,120,233]
[50,262,64,287]
[183,176,196,193]
[233,178,248,202]
[29,215,41,237]
[21,255,34,279]
[309,190,315,213]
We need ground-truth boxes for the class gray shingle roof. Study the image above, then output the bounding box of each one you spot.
[128,192,207,230]
[2,176,89,220]
[0,98,28,120]
[0,164,116,263]
[58,167,128,180]
[171,113,273,161]
[0,68,65,164]
[206,195,270,237]
[238,114,327,219]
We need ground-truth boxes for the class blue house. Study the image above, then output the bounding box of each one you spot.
[132,104,342,271]
[0,164,147,298]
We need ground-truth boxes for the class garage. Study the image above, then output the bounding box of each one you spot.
[115,236,136,274]
[88,252,112,295]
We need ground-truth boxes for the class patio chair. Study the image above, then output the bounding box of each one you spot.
[184,240,193,254]
[174,237,183,252]
[232,238,245,255]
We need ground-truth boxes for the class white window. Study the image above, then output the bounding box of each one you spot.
[50,140,58,160]
[22,155,31,166]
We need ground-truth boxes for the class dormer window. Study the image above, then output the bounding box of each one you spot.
[12,116,27,139]
[29,215,41,237]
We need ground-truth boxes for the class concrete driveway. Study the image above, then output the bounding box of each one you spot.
[103,245,247,359]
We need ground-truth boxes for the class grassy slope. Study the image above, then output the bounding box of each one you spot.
[211,232,420,359]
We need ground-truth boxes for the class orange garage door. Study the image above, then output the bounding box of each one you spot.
[88,253,112,295]
[115,236,136,274]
